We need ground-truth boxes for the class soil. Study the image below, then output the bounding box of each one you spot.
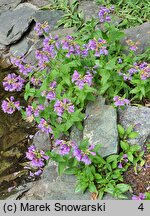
[124,143,150,195]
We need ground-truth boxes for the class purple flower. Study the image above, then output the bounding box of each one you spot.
[55,140,75,155]
[26,104,44,118]
[73,146,82,161]
[26,145,49,170]
[38,118,53,134]
[61,36,81,57]
[34,22,50,36]
[45,81,57,101]
[72,70,93,89]
[34,169,43,176]
[113,96,130,107]
[118,58,122,64]
[31,76,42,87]
[132,193,146,200]
[126,40,138,52]
[54,99,74,116]
[98,6,114,23]
[118,162,123,169]
[3,73,25,92]
[81,154,91,165]
[87,39,108,57]
[1,96,20,114]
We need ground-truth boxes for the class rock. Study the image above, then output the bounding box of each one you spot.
[22,161,90,200]
[33,10,64,30]
[10,37,33,57]
[5,182,33,200]
[51,27,75,39]
[0,0,24,12]
[78,1,99,22]
[83,96,118,157]
[78,1,121,26]
[0,3,37,45]
[70,125,83,145]
[122,22,150,54]
[27,0,50,8]
[118,106,150,147]
[32,131,51,151]
[0,54,11,69]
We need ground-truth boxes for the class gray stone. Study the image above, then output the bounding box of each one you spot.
[83,97,118,157]
[0,3,37,45]
[22,161,90,200]
[33,10,64,30]
[78,1,99,22]
[32,130,51,151]
[78,1,121,26]
[0,0,24,12]
[10,37,33,56]
[70,125,83,145]
[27,0,50,8]
[6,183,33,200]
[122,22,150,54]
[118,106,150,147]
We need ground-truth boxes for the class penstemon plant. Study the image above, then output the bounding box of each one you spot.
[1,5,149,198]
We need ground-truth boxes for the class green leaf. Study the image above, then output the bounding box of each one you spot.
[88,183,98,193]
[58,162,67,176]
[127,152,134,162]
[116,184,130,193]
[126,125,133,135]
[117,124,125,137]
[120,141,129,151]
[64,167,78,175]
[106,155,119,163]
[128,131,139,139]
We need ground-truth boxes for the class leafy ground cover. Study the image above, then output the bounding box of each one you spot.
[1,2,150,199]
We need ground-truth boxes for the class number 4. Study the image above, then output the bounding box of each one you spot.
[138,203,144,211]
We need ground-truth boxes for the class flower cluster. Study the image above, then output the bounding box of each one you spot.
[35,35,58,69]
[55,140,76,155]
[73,144,96,165]
[11,57,34,76]
[72,70,93,89]
[3,73,25,92]
[55,140,96,165]
[31,76,42,87]
[118,154,128,169]
[38,118,53,134]
[34,21,50,36]
[26,145,49,176]
[26,104,44,118]
[113,96,130,107]
[98,6,114,23]
[54,98,74,116]
[61,36,81,57]
[135,62,150,80]
[126,39,138,51]
[41,81,57,101]
[87,38,108,57]
[1,96,20,114]
[132,193,146,200]
[119,67,138,81]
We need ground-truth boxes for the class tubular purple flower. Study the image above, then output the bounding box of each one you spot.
[3,73,25,92]
[38,118,53,134]
[1,96,20,114]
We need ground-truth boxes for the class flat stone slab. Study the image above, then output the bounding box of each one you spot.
[33,10,64,30]
[83,98,118,157]
[0,0,23,12]
[118,106,150,147]
[32,130,51,151]
[21,161,90,200]
[0,3,37,45]
[122,22,150,54]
